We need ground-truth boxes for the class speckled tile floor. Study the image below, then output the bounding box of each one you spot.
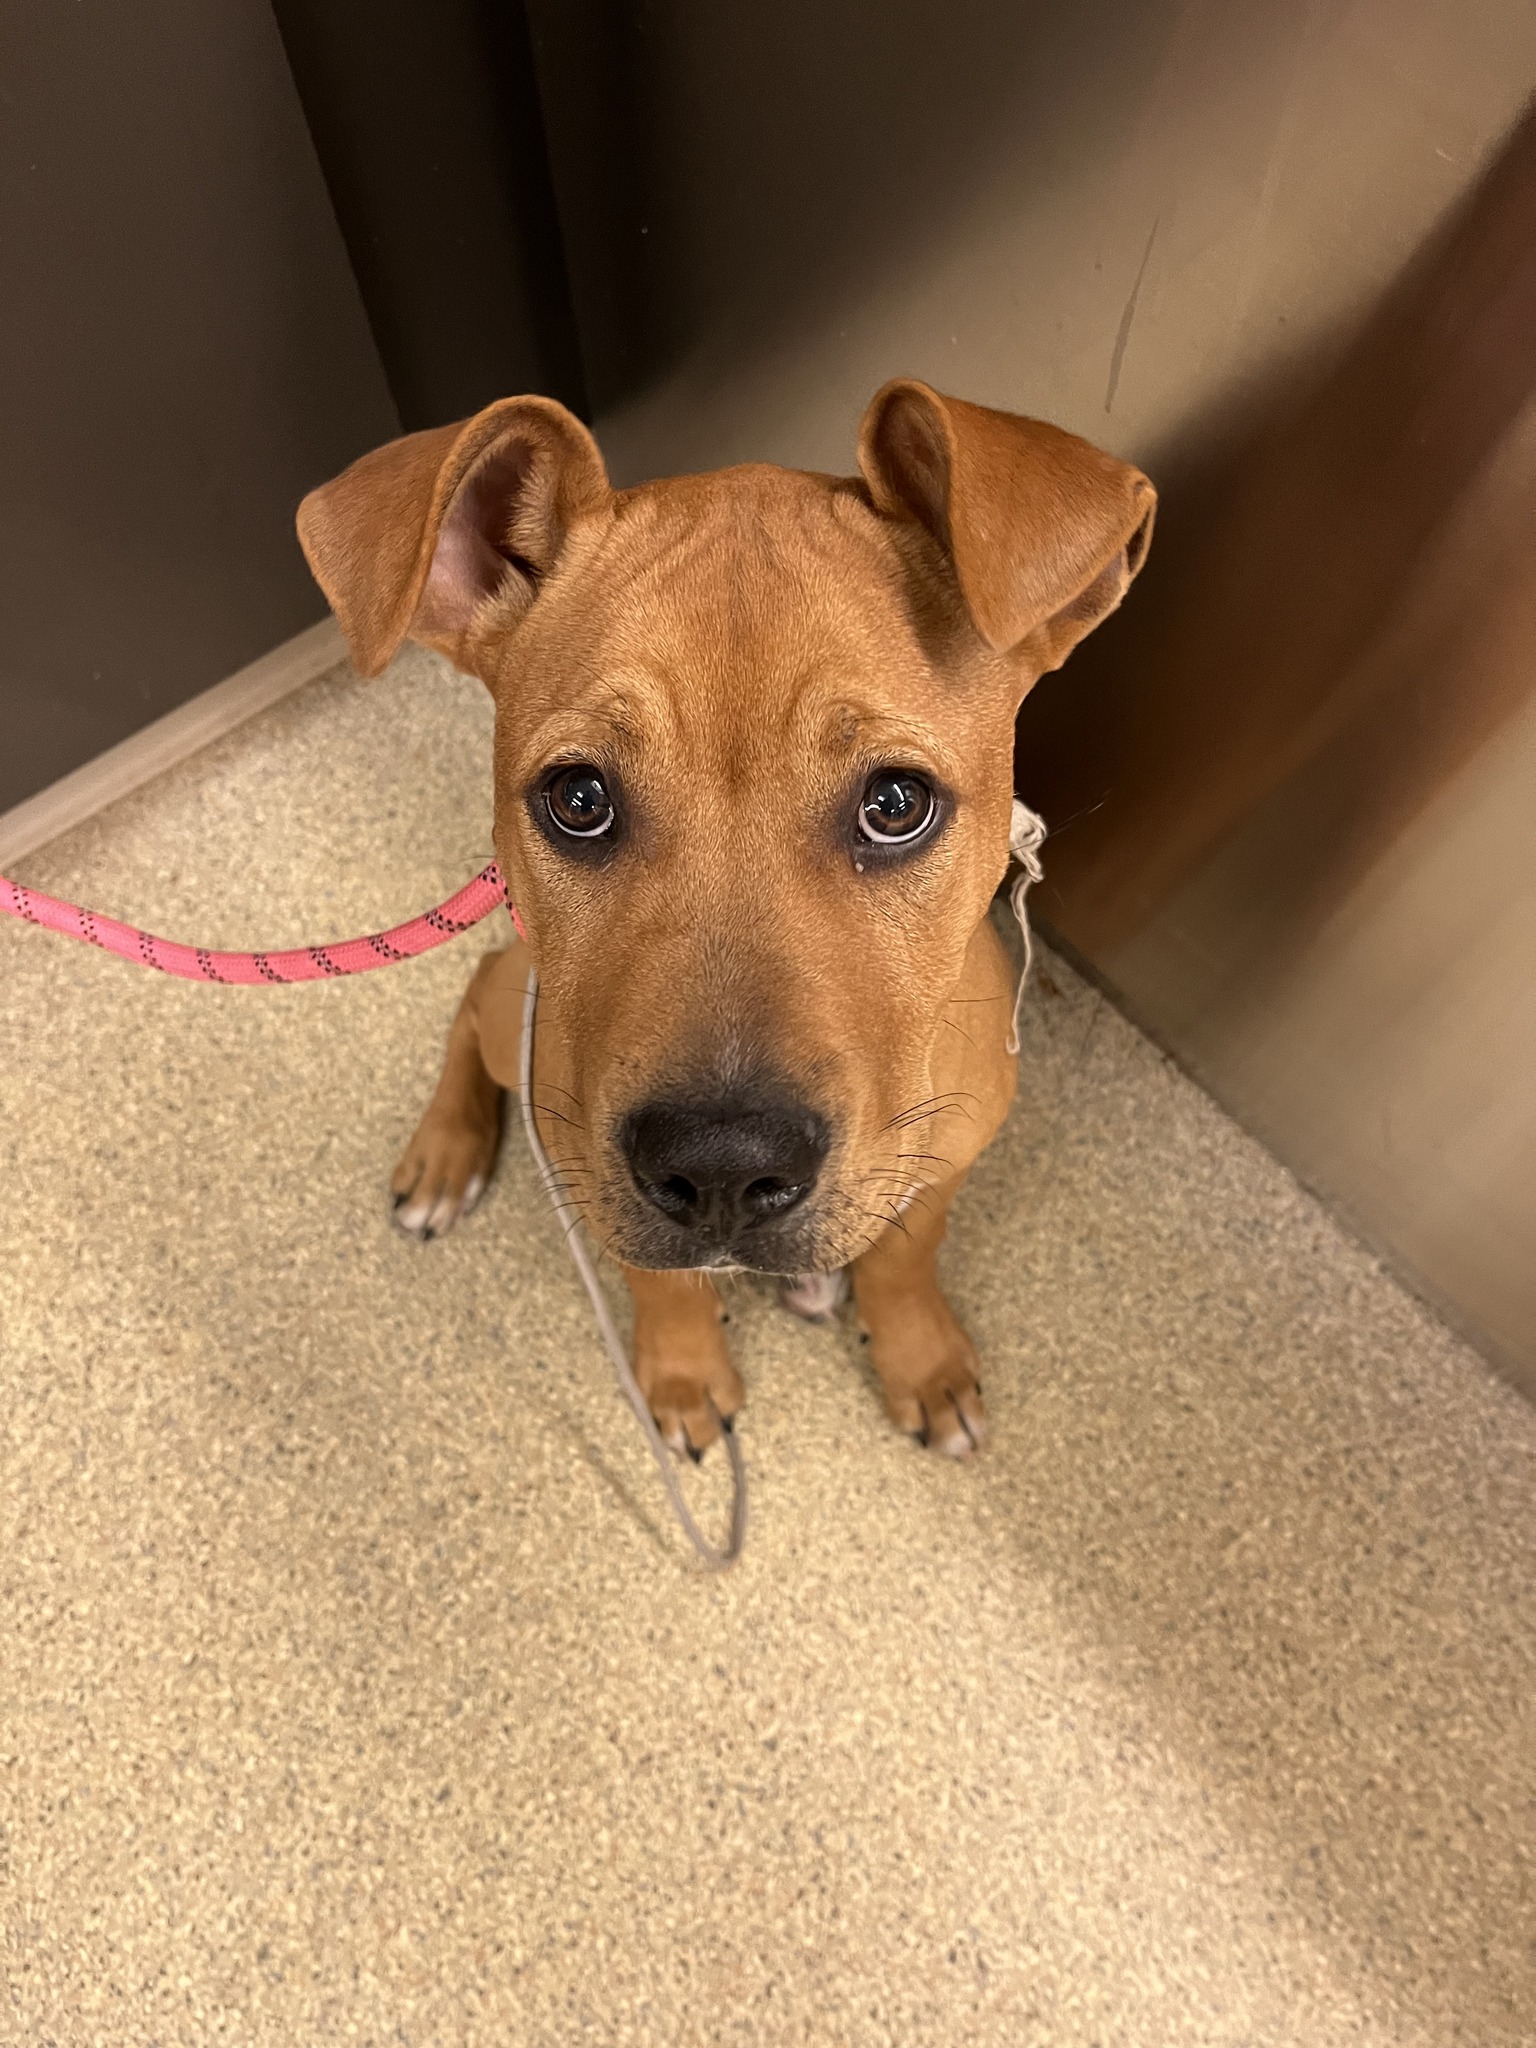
[1,650,1533,2047]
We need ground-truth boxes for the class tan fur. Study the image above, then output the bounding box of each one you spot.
[300,381,1153,1459]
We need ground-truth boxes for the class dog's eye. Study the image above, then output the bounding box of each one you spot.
[859,770,936,844]
[544,765,615,838]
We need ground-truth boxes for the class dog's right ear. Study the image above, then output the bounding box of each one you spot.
[296,397,610,679]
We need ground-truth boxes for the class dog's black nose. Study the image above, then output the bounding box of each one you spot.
[623,1097,829,1241]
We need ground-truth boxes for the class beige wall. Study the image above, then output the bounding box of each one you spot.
[534,2,1536,1386]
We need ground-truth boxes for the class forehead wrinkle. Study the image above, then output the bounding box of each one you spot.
[594,479,789,608]
[728,493,910,650]
[594,470,913,637]
[596,520,722,608]
[612,497,883,652]
[516,675,659,767]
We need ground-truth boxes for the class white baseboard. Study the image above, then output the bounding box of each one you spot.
[0,617,347,869]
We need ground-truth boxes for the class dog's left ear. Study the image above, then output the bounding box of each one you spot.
[858,379,1155,672]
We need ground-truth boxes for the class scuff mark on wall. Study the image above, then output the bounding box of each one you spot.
[1105,216,1159,414]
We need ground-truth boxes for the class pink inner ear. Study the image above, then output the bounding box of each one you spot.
[415,438,541,643]
[423,518,516,621]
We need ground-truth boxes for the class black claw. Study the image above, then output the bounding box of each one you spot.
[421,1227,436,1244]
[719,1311,732,1325]
[720,1414,734,1435]
[391,1192,407,1210]
[685,1441,704,1466]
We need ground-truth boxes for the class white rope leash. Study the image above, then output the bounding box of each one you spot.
[518,968,749,1571]
[514,803,1043,1570]
[1005,799,1048,1056]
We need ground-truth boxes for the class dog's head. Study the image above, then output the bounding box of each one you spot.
[299,383,1152,1274]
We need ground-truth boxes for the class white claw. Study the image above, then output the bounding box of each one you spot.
[395,1173,486,1241]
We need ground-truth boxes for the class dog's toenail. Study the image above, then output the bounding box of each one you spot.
[392,1192,407,1210]
[720,1414,734,1434]
[421,1227,435,1243]
[686,1442,703,1465]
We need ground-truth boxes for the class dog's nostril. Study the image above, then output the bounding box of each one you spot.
[635,1171,702,1222]
[744,1175,803,1217]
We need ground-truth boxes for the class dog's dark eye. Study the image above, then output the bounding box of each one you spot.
[544,765,615,838]
[859,770,936,844]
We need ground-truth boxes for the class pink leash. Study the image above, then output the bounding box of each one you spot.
[0,864,517,979]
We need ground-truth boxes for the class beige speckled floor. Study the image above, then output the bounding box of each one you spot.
[2,650,1533,2047]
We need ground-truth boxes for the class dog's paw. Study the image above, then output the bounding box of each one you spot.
[876,1338,987,1460]
[642,1369,745,1461]
[779,1268,849,1323]
[390,1111,498,1242]
[632,1320,744,1461]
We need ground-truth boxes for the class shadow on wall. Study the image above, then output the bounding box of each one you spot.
[526,0,1176,415]
[272,0,587,431]
[1011,98,1536,1381]
[1013,97,1536,960]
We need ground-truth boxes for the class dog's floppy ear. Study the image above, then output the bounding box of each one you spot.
[296,396,609,678]
[858,379,1155,672]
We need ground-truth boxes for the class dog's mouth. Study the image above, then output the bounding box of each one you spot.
[611,1205,835,1276]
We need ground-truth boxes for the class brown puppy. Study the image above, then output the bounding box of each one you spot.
[297,382,1153,1460]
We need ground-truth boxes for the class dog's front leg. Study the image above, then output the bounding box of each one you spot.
[391,949,508,1239]
[619,1267,743,1461]
[852,1176,985,1458]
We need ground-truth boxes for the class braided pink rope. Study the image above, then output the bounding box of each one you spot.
[0,864,519,982]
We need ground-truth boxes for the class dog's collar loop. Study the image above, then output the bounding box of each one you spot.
[1005,801,1048,1057]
